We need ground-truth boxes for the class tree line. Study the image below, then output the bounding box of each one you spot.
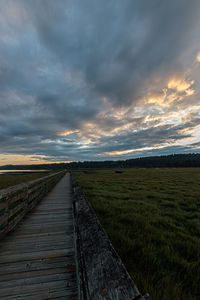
[1,153,200,170]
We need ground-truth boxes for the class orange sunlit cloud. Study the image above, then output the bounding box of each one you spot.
[0,154,48,166]
[146,74,195,107]
[58,130,79,136]
[196,52,200,62]
[147,92,166,106]
[168,78,194,92]
[0,154,71,166]
[97,144,169,157]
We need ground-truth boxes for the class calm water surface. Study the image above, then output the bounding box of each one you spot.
[0,170,48,174]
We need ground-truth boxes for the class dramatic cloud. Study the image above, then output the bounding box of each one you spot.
[0,0,200,164]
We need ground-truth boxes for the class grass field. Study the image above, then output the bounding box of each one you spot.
[0,172,50,190]
[75,168,200,300]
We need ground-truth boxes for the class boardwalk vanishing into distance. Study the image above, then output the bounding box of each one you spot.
[0,172,150,300]
[0,173,78,299]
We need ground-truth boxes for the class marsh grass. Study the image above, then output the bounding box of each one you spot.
[76,168,200,300]
[0,172,50,190]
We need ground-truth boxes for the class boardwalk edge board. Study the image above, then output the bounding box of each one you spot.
[0,170,66,240]
[71,174,151,300]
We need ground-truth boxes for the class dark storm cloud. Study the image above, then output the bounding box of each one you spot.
[24,0,200,104]
[94,124,192,153]
[0,0,200,162]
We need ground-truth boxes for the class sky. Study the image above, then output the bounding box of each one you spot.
[0,0,200,165]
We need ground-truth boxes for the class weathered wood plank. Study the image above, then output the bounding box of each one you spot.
[1,235,71,247]
[0,201,7,210]
[0,289,78,300]
[8,191,27,204]
[0,256,75,275]
[10,230,73,239]
[0,279,76,297]
[8,201,26,219]
[0,245,74,264]
[1,291,77,300]
[16,220,73,227]
[0,270,76,289]
[0,265,76,281]
[0,214,8,226]
[7,225,72,235]
[0,242,74,255]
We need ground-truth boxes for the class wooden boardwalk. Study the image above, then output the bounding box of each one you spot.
[0,173,78,299]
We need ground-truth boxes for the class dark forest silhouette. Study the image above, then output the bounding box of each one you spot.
[1,153,200,170]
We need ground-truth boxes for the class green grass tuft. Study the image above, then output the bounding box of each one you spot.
[0,172,50,190]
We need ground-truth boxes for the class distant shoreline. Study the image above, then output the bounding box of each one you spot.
[0,170,48,174]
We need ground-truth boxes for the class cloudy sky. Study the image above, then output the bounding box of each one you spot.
[0,0,200,165]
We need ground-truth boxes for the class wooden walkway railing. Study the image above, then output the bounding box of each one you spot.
[0,171,66,240]
[0,173,77,299]
[71,175,150,300]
